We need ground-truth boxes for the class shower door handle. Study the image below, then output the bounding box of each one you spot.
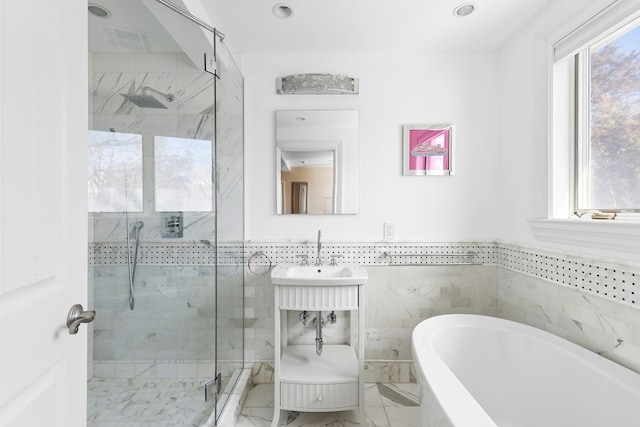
[66,304,96,335]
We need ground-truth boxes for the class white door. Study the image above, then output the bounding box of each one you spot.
[0,1,88,426]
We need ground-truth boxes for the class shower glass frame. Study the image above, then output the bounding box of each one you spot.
[87,0,244,424]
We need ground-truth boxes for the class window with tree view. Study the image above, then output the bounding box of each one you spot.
[577,21,640,212]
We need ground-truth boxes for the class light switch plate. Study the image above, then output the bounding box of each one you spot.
[383,222,395,240]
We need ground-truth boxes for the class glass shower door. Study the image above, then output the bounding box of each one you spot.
[87,1,243,425]
[213,35,245,422]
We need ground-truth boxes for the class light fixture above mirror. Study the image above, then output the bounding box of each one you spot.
[276,73,359,95]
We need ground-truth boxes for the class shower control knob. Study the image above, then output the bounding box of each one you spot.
[317,395,323,401]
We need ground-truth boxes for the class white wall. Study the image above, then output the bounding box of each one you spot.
[242,52,500,241]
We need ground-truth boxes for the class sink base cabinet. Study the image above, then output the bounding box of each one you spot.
[281,382,358,411]
[272,283,365,427]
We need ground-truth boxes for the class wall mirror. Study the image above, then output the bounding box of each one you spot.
[276,110,359,214]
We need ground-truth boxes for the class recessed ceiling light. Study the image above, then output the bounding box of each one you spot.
[273,3,293,19]
[453,3,476,17]
[88,3,112,19]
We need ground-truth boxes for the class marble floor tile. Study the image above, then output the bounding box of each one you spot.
[363,383,384,408]
[376,383,419,407]
[383,407,422,427]
[88,379,418,426]
[87,377,214,427]
[237,383,415,427]
[236,407,274,427]
[243,384,275,408]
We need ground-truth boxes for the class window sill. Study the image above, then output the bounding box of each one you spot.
[528,218,640,256]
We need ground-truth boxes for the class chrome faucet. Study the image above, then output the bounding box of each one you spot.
[315,230,322,266]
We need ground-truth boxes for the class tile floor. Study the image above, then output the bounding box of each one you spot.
[87,377,215,427]
[237,383,420,427]
[87,378,420,426]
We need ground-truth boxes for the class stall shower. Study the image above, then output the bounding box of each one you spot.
[87,0,244,425]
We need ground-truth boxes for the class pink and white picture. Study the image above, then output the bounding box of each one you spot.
[403,124,454,176]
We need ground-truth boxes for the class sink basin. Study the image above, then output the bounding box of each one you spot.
[271,263,368,286]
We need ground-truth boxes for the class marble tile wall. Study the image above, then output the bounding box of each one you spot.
[496,243,640,373]
[90,259,243,370]
[244,240,640,382]
[243,242,498,383]
[91,263,216,362]
[90,51,244,244]
[89,238,640,384]
[214,41,245,244]
[92,52,215,139]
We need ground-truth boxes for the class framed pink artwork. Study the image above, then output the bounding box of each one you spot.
[402,124,455,176]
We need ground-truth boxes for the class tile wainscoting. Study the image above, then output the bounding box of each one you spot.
[88,239,640,382]
[244,240,640,381]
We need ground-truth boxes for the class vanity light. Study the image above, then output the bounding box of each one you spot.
[276,73,359,95]
[453,2,476,17]
[272,3,293,18]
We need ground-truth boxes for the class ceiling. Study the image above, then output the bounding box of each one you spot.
[198,0,554,54]
[88,0,555,55]
[89,0,182,52]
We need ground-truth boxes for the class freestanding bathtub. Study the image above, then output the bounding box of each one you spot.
[411,314,640,427]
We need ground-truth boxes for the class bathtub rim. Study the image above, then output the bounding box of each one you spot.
[412,315,497,427]
[411,314,640,427]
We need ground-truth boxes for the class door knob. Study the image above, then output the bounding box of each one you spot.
[66,304,96,335]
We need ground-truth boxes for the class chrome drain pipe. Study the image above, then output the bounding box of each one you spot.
[314,311,323,355]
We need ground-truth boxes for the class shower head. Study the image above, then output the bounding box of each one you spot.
[120,86,174,109]
[121,93,167,109]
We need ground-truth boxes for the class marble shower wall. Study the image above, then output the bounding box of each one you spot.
[92,52,215,139]
[92,263,215,360]
[214,41,245,244]
[88,47,245,384]
[89,51,243,243]
[90,52,217,242]
[90,255,243,380]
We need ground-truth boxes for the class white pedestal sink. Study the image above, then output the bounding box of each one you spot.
[270,263,367,427]
[270,263,368,286]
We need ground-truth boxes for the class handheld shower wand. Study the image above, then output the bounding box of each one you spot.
[127,221,144,310]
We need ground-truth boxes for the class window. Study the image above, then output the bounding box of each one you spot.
[574,19,640,213]
[88,131,214,213]
[530,3,640,255]
[154,136,213,212]
[88,130,143,212]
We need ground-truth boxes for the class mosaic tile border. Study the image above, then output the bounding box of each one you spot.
[248,241,640,309]
[496,241,640,308]
[89,241,498,266]
[243,241,497,266]
[89,240,640,309]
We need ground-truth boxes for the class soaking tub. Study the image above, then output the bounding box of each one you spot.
[411,314,640,427]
